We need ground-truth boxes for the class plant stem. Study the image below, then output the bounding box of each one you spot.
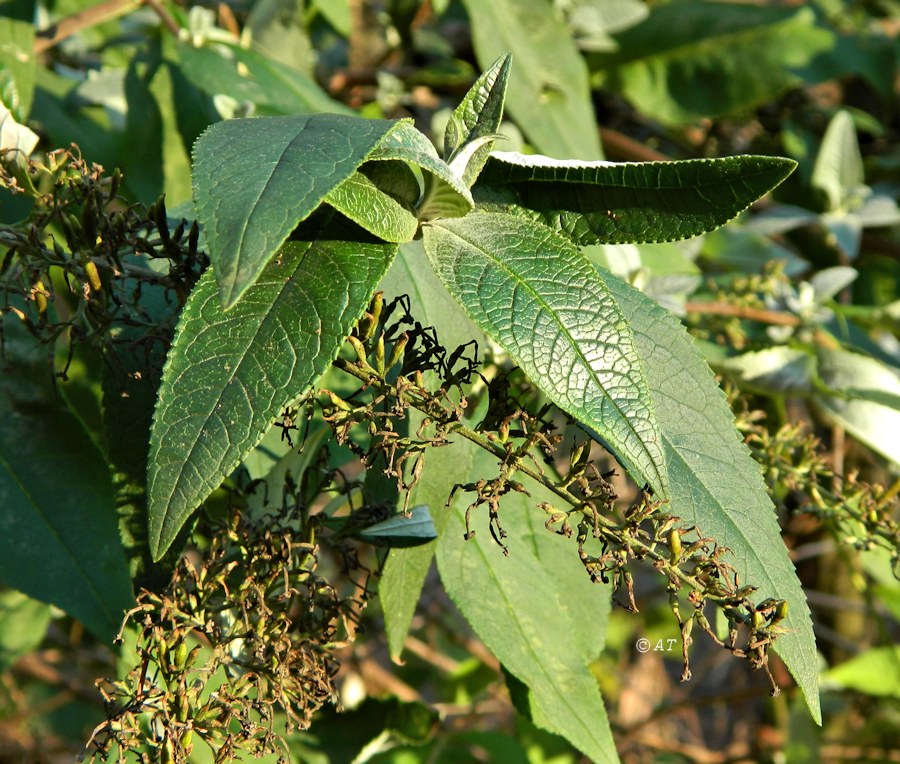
[684,301,801,326]
[330,356,754,611]
[34,0,180,55]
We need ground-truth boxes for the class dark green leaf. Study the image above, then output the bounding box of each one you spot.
[0,590,52,671]
[436,448,617,763]
[462,0,603,160]
[589,3,833,125]
[475,151,797,246]
[423,212,668,498]
[192,113,400,308]
[376,242,487,659]
[596,268,821,724]
[176,40,349,117]
[148,213,398,559]
[0,313,133,641]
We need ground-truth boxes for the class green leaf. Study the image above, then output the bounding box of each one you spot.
[311,0,351,36]
[462,0,603,160]
[324,169,418,243]
[444,53,511,186]
[176,40,348,117]
[475,151,797,247]
[366,120,474,221]
[811,111,864,212]
[245,0,315,74]
[192,113,401,308]
[596,269,821,724]
[355,505,438,547]
[436,448,617,763]
[32,68,123,170]
[823,646,900,698]
[589,3,833,125]
[0,16,35,118]
[718,347,815,396]
[123,43,193,206]
[0,313,133,641]
[423,212,668,498]
[814,347,900,466]
[0,590,52,671]
[148,213,398,559]
[377,241,488,659]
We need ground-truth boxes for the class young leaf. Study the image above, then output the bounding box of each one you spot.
[444,53,511,186]
[0,314,133,642]
[596,268,822,724]
[811,110,864,212]
[366,121,474,221]
[476,151,797,246]
[324,170,418,243]
[437,448,617,763]
[148,213,398,559]
[192,113,401,308]
[462,0,603,160]
[423,212,668,498]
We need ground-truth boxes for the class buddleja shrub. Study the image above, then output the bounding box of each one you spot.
[0,54,820,761]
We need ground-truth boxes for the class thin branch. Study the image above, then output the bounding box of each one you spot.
[34,0,180,55]
[684,301,801,326]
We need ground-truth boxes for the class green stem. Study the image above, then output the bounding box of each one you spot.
[330,356,753,611]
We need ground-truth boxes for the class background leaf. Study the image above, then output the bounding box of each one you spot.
[0,15,35,119]
[589,3,833,125]
[0,590,52,671]
[148,213,398,559]
[811,111,864,212]
[596,268,822,724]
[0,313,133,641]
[476,151,797,246]
[423,212,668,498]
[437,447,617,763]
[814,347,900,466]
[462,0,603,160]
[192,113,400,308]
[376,241,488,659]
[822,647,900,698]
[176,40,348,116]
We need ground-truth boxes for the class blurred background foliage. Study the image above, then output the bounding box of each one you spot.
[1,0,900,762]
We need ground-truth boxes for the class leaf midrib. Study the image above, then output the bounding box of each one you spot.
[435,222,661,489]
